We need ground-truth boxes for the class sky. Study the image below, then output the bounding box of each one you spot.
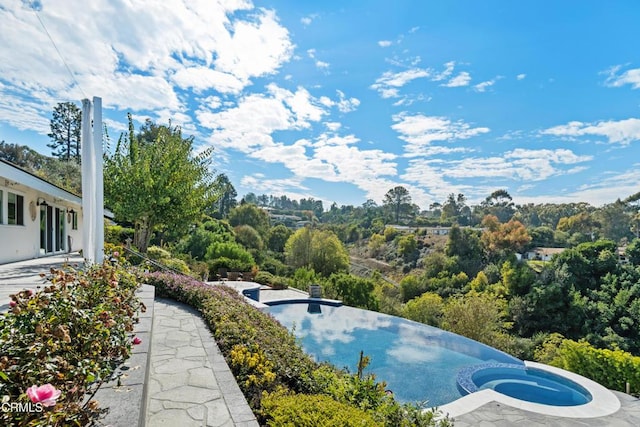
[1,0,640,211]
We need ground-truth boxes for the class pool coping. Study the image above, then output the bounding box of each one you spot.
[436,361,621,419]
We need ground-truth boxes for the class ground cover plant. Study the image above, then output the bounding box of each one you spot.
[143,271,452,426]
[0,261,144,426]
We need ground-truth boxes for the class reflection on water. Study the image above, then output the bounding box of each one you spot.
[268,302,522,406]
[307,303,322,314]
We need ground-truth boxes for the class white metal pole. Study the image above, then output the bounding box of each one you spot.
[93,97,104,264]
[81,99,95,264]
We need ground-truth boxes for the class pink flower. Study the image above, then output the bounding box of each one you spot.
[26,384,61,407]
[112,251,120,257]
[132,337,142,345]
[9,301,16,307]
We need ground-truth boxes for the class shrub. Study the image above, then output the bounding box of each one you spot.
[545,339,640,395]
[261,389,381,427]
[105,224,135,244]
[0,263,144,426]
[205,241,255,272]
[146,245,172,260]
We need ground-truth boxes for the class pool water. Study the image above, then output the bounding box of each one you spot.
[461,364,592,406]
[267,302,522,406]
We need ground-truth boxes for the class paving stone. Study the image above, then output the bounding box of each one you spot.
[189,367,219,389]
[147,408,202,426]
[177,345,208,359]
[153,358,204,374]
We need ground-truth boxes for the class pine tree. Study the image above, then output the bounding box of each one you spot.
[47,102,82,162]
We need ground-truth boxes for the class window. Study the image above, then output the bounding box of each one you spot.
[8,192,24,225]
[0,190,3,224]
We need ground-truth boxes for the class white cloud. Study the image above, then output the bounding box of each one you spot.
[300,14,318,26]
[316,60,330,69]
[392,113,489,156]
[171,67,246,94]
[517,73,526,80]
[402,148,593,205]
[378,40,393,47]
[0,0,293,133]
[371,68,431,97]
[473,76,501,92]
[432,61,455,81]
[542,118,640,145]
[514,165,640,207]
[319,90,360,113]
[442,71,471,87]
[603,65,640,89]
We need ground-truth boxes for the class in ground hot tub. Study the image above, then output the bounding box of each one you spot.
[457,363,592,406]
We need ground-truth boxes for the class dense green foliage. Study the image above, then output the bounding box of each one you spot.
[285,228,349,276]
[261,391,381,427]
[104,116,215,252]
[536,336,640,395]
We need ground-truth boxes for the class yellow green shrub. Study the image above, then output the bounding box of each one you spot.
[261,390,381,427]
[547,339,640,395]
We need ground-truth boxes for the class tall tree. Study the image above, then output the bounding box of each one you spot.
[104,115,215,252]
[47,102,82,162]
[383,186,412,223]
[212,174,237,218]
[478,189,515,223]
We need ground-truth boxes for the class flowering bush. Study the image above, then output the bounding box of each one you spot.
[0,262,144,426]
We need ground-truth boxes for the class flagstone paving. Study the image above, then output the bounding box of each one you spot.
[146,298,258,427]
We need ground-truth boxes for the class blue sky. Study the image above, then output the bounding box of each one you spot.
[1,1,640,210]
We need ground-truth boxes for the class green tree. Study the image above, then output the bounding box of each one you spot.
[402,292,444,326]
[477,189,516,223]
[441,193,470,225]
[48,102,82,162]
[104,115,215,252]
[445,224,484,277]
[383,186,413,223]
[267,224,292,253]
[285,228,349,276]
[212,174,237,218]
[205,241,255,271]
[326,273,379,310]
[367,233,385,257]
[228,204,270,238]
[234,225,264,251]
[311,230,350,276]
[397,234,418,260]
[0,141,46,170]
[442,293,509,345]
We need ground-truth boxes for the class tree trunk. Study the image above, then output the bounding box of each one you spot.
[134,217,153,252]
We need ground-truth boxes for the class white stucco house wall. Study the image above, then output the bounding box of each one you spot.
[0,159,110,265]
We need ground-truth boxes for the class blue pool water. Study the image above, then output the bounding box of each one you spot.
[266,301,522,406]
[458,363,592,406]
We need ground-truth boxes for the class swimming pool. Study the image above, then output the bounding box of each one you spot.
[266,301,522,406]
